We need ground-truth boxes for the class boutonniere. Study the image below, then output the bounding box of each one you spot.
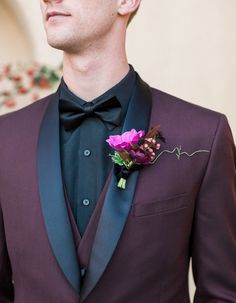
[106,125,165,189]
[106,125,210,189]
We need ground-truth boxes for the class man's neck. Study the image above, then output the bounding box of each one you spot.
[62,47,129,102]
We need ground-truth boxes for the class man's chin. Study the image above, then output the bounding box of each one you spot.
[47,38,85,54]
[47,39,69,51]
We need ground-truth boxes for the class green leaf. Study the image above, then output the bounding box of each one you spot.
[110,151,133,169]
[110,152,125,166]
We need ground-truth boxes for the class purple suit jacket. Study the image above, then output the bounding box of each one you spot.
[0,75,236,303]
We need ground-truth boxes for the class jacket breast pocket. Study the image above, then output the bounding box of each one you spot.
[133,193,189,218]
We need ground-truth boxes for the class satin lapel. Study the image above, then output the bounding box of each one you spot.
[80,75,152,302]
[37,94,81,292]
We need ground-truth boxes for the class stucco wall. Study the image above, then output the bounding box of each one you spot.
[127,0,236,139]
[0,0,33,63]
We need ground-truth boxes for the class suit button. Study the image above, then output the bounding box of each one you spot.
[83,149,91,157]
[82,199,90,206]
[81,268,86,277]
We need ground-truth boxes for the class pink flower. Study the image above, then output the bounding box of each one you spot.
[4,99,16,108]
[106,129,145,151]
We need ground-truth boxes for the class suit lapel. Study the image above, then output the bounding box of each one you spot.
[37,93,81,292]
[80,75,153,302]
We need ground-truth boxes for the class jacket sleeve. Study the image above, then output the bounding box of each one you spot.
[191,114,236,302]
[0,202,14,302]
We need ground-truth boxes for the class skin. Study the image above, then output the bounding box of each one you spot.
[40,0,141,101]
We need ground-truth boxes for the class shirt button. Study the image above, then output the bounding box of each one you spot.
[81,268,86,277]
[82,199,90,206]
[83,149,91,157]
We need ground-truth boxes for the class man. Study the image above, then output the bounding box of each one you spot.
[0,0,236,302]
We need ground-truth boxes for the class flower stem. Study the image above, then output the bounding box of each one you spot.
[117,178,126,189]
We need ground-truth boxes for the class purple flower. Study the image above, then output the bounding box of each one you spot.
[106,129,145,151]
[130,150,151,164]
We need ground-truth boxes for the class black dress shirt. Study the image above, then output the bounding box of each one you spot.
[59,65,136,235]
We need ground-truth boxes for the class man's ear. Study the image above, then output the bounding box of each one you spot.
[117,0,141,17]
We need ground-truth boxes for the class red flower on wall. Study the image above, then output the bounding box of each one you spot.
[4,99,17,108]
[0,62,62,111]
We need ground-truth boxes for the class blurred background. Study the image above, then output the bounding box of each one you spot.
[1,0,236,300]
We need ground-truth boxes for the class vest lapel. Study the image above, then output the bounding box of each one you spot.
[80,75,153,302]
[37,94,81,292]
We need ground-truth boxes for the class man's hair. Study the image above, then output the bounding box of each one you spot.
[128,5,140,25]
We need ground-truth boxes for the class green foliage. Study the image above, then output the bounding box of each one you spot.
[110,151,133,169]
[111,151,125,166]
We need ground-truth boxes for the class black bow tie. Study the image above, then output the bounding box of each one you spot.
[59,96,122,131]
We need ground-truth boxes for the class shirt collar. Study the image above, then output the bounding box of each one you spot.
[59,64,136,123]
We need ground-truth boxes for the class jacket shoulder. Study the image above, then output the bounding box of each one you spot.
[151,87,223,122]
[0,94,53,132]
[149,87,231,151]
